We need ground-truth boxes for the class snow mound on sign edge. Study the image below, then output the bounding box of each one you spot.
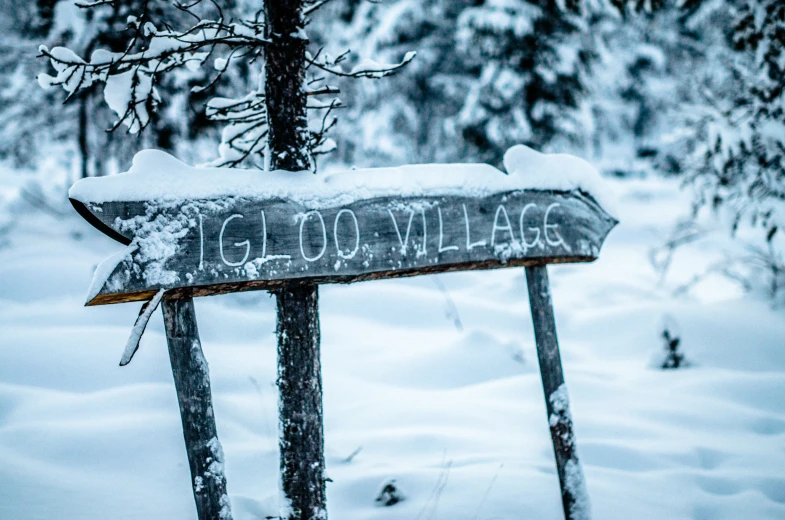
[69,144,617,219]
[503,144,617,217]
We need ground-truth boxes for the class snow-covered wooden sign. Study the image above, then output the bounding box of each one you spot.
[71,148,616,306]
[71,147,617,306]
[68,145,615,520]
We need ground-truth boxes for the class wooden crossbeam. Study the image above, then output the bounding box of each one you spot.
[72,189,616,306]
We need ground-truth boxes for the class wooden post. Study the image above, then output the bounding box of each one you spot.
[162,297,232,520]
[263,1,327,519]
[525,266,590,520]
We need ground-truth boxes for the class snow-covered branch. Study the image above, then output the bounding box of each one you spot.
[38,0,415,168]
[38,0,267,134]
[207,91,267,167]
[75,0,116,7]
[306,50,417,79]
[303,0,334,17]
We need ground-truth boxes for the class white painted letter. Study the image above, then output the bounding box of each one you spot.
[438,207,459,253]
[491,204,515,247]
[419,209,427,257]
[259,210,291,261]
[388,209,415,256]
[219,214,250,267]
[389,208,427,257]
[299,210,327,262]
[462,204,487,250]
[198,213,204,270]
[260,210,267,259]
[334,209,360,259]
[544,203,572,252]
[519,203,543,252]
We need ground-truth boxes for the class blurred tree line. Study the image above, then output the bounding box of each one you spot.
[3,0,784,296]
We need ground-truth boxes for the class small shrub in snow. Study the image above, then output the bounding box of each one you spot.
[375,478,404,507]
[659,315,689,369]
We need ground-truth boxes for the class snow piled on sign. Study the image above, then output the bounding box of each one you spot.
[502,145,616,215]
[68,145,617,218]
[86,246,136,302]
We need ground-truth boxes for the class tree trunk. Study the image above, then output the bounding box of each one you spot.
[163,298,233,520]
[263,2,327,519]
[264,0,310,173]
[275,284,326,520]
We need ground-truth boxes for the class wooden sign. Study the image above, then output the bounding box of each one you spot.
[70,153,617,520]
[72,189,616,306]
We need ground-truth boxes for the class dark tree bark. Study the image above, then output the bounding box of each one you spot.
[275,283,326,520]
[525,266,590,520]
[163,298,233,520]
[264,0,310,173]
[263,2,327,520]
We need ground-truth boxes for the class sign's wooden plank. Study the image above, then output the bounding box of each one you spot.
[72,189,616,305]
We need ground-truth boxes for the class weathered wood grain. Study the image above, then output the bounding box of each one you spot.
[73,190,616,306]
[162,298,232,520]
[526,266,590,520]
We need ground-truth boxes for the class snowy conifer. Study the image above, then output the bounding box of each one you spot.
[676,0,785,296]
[326,0,474,165]
[454,0,595,164]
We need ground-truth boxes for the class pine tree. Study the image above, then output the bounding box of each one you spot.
[5,0,253,178]
[454,0,594,165]
[325,0,604,168]
[676,0,785,297]
[0,0,77,169]
[39,0,413,171]
[325,0,475,166]
[584,0,708,177]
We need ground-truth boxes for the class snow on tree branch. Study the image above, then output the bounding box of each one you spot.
[38,8,267,133]
[303,0,334,17]
[306,49,417,79]
[207,91,267,167]
[38,0,415,169]
[75,0,116,8]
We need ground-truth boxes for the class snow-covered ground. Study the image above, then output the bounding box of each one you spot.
[0,169,784,520]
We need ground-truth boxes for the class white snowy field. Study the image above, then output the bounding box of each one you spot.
[0,170,784,520]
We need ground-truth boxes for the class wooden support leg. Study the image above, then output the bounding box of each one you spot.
[275,283,327,520]
[162,297,233,520]
[525,266,590,520]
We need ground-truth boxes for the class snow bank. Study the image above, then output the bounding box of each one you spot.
[69,145,617,218]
